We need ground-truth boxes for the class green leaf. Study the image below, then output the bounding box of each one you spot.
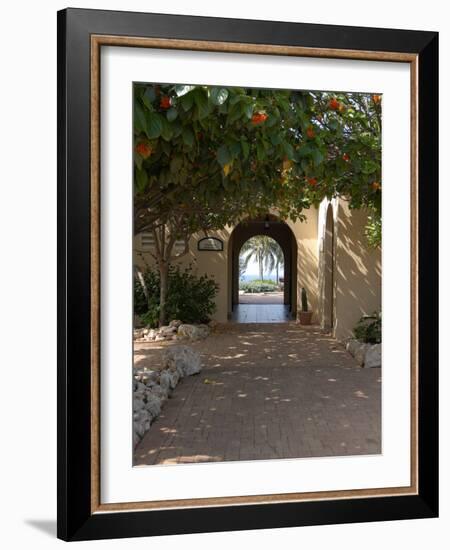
[312,148,324,166]
[180,93,194,111]
[166,108,178,122]
[161,118,173,141]
[142,87,156,109]
[256,141,265,162]
[243,104,254,119]
[194,90,210,119]
[182,127,194,147]
[228,102,243,124]
[210,87,229,105]
[146,112,163,139]
[134,101,147,133]
[135,167,148,193]
[217,144,231,166]
[241,139,250,159]
[134,152,143,170]
[283,142,295,160]
[174,85,196,97]
[270,133,282,146]
[361,160,378,174]
[229,141,241,158]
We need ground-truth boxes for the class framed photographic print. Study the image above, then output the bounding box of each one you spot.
[57,8,438,541]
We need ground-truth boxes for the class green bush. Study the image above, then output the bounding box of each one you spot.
[134,265,218,327]
[239,280,278,293]
[353,312,382,343]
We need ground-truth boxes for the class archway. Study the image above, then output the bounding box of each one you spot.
[323,204,335,331]
[228,215,297,321]
[239,235,285,304]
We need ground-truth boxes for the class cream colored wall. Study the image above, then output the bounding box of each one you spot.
[327,199,382,341]
[135,200,380,335]
[286,208,319,322]
[134,227,232,323]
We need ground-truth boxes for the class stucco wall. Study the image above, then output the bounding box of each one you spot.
[134,201,379,334]
[286,208,319,322]
[330,199,381,341]
[134,227,232,323]
[134,211,320,324]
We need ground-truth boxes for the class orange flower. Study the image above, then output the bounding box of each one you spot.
[372,94,382,104]
[135,142,152,159]
[160,95,171,109]
[372,181,381,191]
[306,126,316,139]
[307,177,318,186]
[329,97,340,110]
[251,112,268,125]
[342,153,350,162]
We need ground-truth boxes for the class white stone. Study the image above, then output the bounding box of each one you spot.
[159,326,177,337]
[144,394,162,417]
[354,342,369,365]
[134,368,158,385]
[346,339,369,365]
[168,370,180,389]
[159,370,172,391]
[177,324,210,341]
[133,397,145,412]
[162,345,202,376]
[150,384,169,401]
[365,344,382,368]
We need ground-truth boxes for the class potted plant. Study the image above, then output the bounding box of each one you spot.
[298,287,313,325]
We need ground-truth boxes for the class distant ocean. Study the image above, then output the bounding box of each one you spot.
[240,273,280,282]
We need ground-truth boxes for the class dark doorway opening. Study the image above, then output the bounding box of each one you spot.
[228,215,298,322]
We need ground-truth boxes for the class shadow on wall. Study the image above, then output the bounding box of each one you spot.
[333,204,381,341]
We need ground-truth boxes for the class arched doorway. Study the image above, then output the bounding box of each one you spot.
[228,215,297,322]
[323,204,335,331]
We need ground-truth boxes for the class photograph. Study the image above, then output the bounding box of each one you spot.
[131,82,383,466]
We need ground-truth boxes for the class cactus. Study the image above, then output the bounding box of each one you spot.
[301,287,308,312]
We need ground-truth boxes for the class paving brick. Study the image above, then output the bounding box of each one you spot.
[134,324,381,466]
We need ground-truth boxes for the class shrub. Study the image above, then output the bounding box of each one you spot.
[353,312,382,343]
[239,280,278,293]
[134,265,219,327]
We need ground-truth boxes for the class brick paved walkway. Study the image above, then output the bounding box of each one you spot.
[134,324,381,466]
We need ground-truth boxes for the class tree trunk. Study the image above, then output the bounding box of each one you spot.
[276,263,279,284]
[135,266,149,304]
[158,262,169,327]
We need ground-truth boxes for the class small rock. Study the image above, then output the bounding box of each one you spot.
[150,384,169,402]
[162,345,202,376]
[133,397,146,412]
[365,344,381,368]
[177,324,210,341]
[145,394,162,417]
[169,319,182,328]
[346,339,369,365]
[159,370,172,391]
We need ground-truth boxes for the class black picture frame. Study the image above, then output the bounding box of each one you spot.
[57,7,438,541]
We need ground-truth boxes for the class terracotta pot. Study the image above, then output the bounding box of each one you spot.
[298,311,313,325]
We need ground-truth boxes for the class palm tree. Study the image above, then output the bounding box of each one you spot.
[264,241,284,284]
[240,236,284,282]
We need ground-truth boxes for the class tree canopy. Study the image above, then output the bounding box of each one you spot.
[134,83,381,240]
